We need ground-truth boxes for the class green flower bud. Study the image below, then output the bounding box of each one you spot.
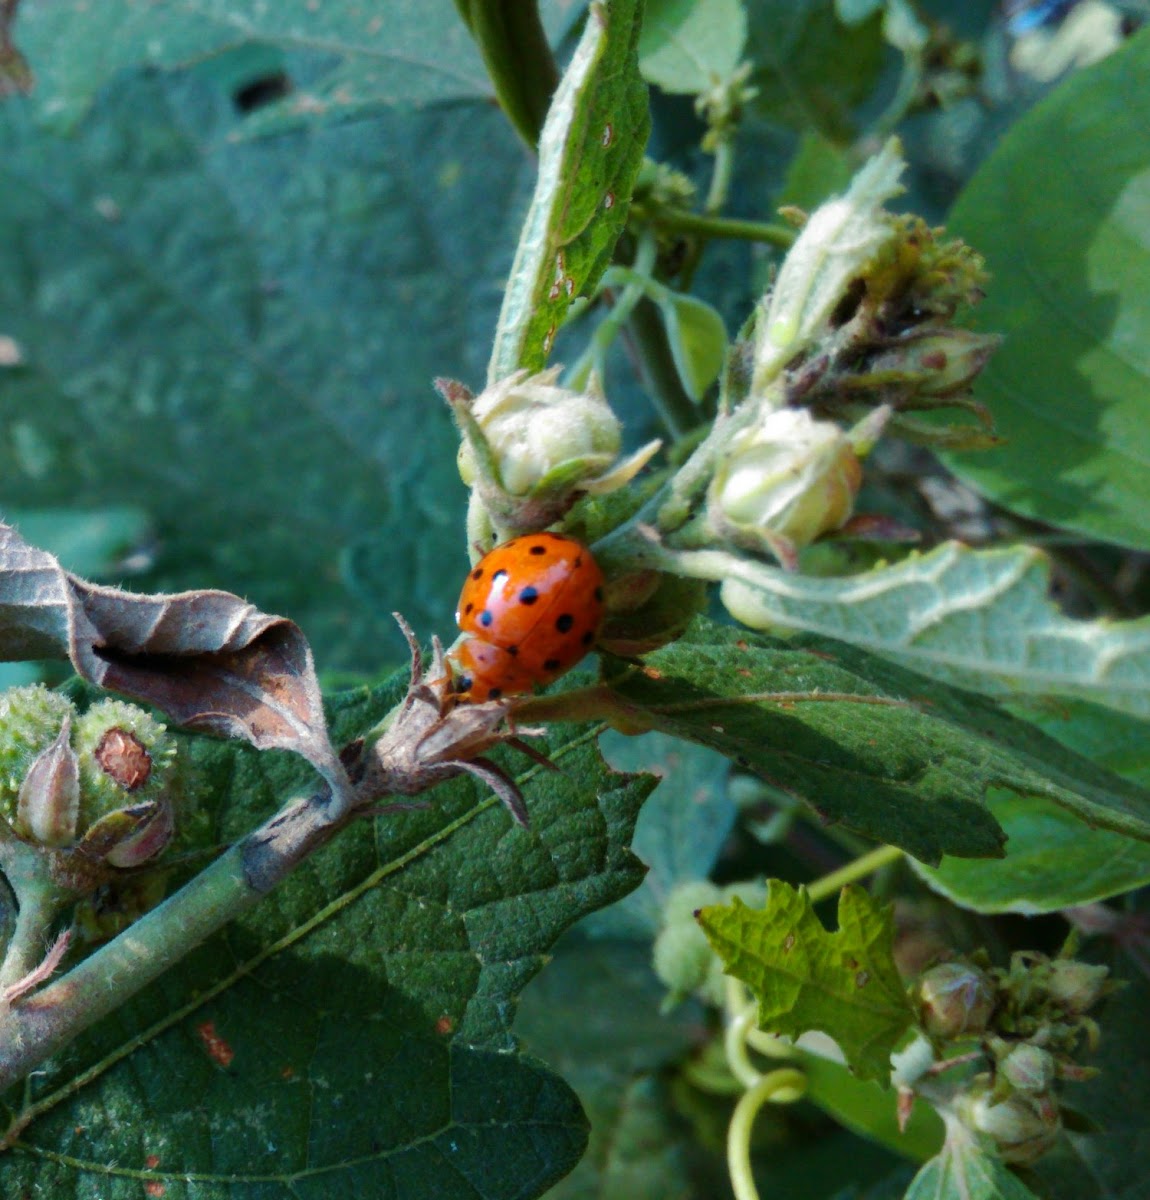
[0,685,77,811]
[653,919,718,1001]
[1044,960,1109,1014]
[710,408,863,565]
[15,719,79,847]
[654,880,726,1006]
[864,329,1001,398]
[457,368,623,496]
[961,1087,1061,1165]
[916,961,995,1040]
[999,1043,1056,1095]
[72,700,175,823]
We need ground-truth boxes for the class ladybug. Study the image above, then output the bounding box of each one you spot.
[451,532,606,702]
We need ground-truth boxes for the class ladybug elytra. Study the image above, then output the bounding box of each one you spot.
[450,532,605,702]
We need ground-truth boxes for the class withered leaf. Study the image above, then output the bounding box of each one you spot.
[0,521,348,802]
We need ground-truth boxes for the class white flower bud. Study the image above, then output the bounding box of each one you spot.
[710,408,863,563]
[457,367,623,495]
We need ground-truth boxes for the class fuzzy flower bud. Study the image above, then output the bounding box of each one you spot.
[0,688,177,874]
[15,719,80,847]
[457,367,623,495]
[915,961,996,1041]
[73,699,175,820]
[961,1086,1062,1165]
[1044,959,1110,1014]
[863,328,1002,399]
[709,408,864,567]
[999,1044,1057,1095]
[0,685,77,810]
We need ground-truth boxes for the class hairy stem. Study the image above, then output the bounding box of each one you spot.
[0,786,345,1093]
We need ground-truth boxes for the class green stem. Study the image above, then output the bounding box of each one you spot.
[870,50,923,140]
[646,206,795,248]
[704,138,736,216]
[806,844,904,905]
[567,234,659,391]
[0,787,346,1093]
[626,297,698,441]
[727,1068,807,1200]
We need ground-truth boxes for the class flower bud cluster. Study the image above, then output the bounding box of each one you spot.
[653,140,1000,574]
[911,945,1114,1166]
[0,685,177,882]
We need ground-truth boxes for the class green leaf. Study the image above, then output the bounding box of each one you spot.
[604,617,1150,865]
[945,27,1150,552]
[798,1045,944,1163]
[658,291,729,401]
[906,1122,1043,1200]
[915,700,1150,913]
[0,686,654,1197]
[0,71,525,670]
[745,0,885,142]
[698,883,913,1083]
[639,0,748,95]
[719,541,1150,724]
[488,0,650,382]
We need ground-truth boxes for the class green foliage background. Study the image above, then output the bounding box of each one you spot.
[3,1,1150,1198]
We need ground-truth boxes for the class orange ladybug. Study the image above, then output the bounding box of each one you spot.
[451,533,605,701]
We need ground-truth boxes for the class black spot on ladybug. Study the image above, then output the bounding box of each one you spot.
[464,603,474,615]
[581,630,595,646]
[574,555,583,567]
[528,544,547,556]
[480,610,494,627]
[543,658,561,672]
[519,586,540,605]
[489,687,503,700]
[458,674,473,692]
[506,645,520,657]
[471,567,484,581]
[594,587,604,602]
[555,613,574,633]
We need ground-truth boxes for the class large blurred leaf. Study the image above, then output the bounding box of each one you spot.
[915,699,1150,914]
[639,0,747,95]
[10,0,577,132]
[0,71,528,670]
[515,933,703,1199]
[720,541,1150,723]
[603,617,1150,864]
[590,730,734,937]
[946,27,1150,551]
[745,0,885,142]
[0,685,653,1198]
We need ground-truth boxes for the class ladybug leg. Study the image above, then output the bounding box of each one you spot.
[504,736,561,773]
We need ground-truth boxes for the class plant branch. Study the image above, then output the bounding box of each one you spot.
[0,786,347,1096]
[644,206,795,248]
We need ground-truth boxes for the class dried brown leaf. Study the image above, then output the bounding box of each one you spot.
[0,521,348,802]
